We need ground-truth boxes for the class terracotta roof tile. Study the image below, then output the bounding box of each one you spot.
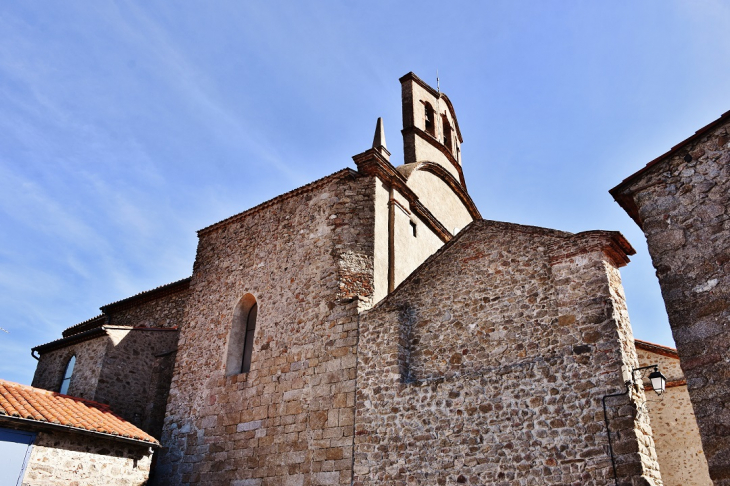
[0,379,158,445]
[634,339,679,359]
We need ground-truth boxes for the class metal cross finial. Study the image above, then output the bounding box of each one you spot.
[436,69,440,93]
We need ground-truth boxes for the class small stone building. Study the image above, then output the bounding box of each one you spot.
[31,278,188,439]
[611,111,730,485]
[635,340,711,486]
[0,379,157,485]
[28,72,716,485]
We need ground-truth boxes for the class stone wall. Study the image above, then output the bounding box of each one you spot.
[611,116,730,484]
[354,220,661,485]
[31,281,187,439]
[22,430,153,486]
[156,169,375,485]
[31,329,178,438]
[32,336,109,400]
[95,328,179,437]
[32,281,189,397]
[636,344,712,486]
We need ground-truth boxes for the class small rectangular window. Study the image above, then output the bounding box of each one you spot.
[410,221,417,237]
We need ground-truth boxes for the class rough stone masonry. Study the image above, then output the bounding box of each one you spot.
[28,72,698,486]
[354,220,661,486]
[611,110,730,486]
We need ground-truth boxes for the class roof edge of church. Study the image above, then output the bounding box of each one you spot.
[197,168,359,236]
[100,277,192,314]
[363,219,637,314]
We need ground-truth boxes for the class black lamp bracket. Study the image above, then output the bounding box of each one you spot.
[631,364,666,403]
[602,364,666,485]
[631,364,658,382]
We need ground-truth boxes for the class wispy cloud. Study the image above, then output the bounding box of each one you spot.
[105,1,308,185]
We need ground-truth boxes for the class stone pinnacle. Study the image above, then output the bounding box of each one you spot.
[372,117,390,159]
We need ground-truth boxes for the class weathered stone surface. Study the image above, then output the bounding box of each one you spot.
[354,220,661,486]
[32,336,109,400]
[96,329,179,437]
[612,115,730,485]
[22,429,153,486]
[104,284,190,329]
[155,170,376,485]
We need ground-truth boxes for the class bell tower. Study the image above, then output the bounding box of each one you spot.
[400,72,466,187]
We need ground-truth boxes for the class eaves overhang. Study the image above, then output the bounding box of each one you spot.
[609,109,730,228]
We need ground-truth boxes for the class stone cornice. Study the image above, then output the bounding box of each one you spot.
[33,326,109,355]
[635,339,679,359]
[547,231,636,268]
[62,315,107,338]
[410,201,453,243]
[33,326,180,356]
[353,149,453,243]
[400,72,440,98]
[609,109,730,229]
[610,109,730,196]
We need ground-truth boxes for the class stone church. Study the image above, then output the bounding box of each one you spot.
[22,72,723,485]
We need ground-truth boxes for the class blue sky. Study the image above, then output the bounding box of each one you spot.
[1,1,729,385]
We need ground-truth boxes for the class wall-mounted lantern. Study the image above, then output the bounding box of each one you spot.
[647,367,667,395]
[602,363,668,486]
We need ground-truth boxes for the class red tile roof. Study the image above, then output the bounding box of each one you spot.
[0,379,158,445]
[634,339,679,359]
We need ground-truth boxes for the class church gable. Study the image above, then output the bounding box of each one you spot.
[354,219,661,485]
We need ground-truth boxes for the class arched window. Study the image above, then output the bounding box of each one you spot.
[226,294,258,375]
[59,355,75,395]
[442,115,452,153]
[424,103,435,136]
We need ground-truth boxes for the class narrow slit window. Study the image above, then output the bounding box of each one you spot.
[241,302,257,373]
[226,294,258,376]
[442,115,452,153]
[59,355,75,395]
[410,220,417,237]
[424,103,435,136]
